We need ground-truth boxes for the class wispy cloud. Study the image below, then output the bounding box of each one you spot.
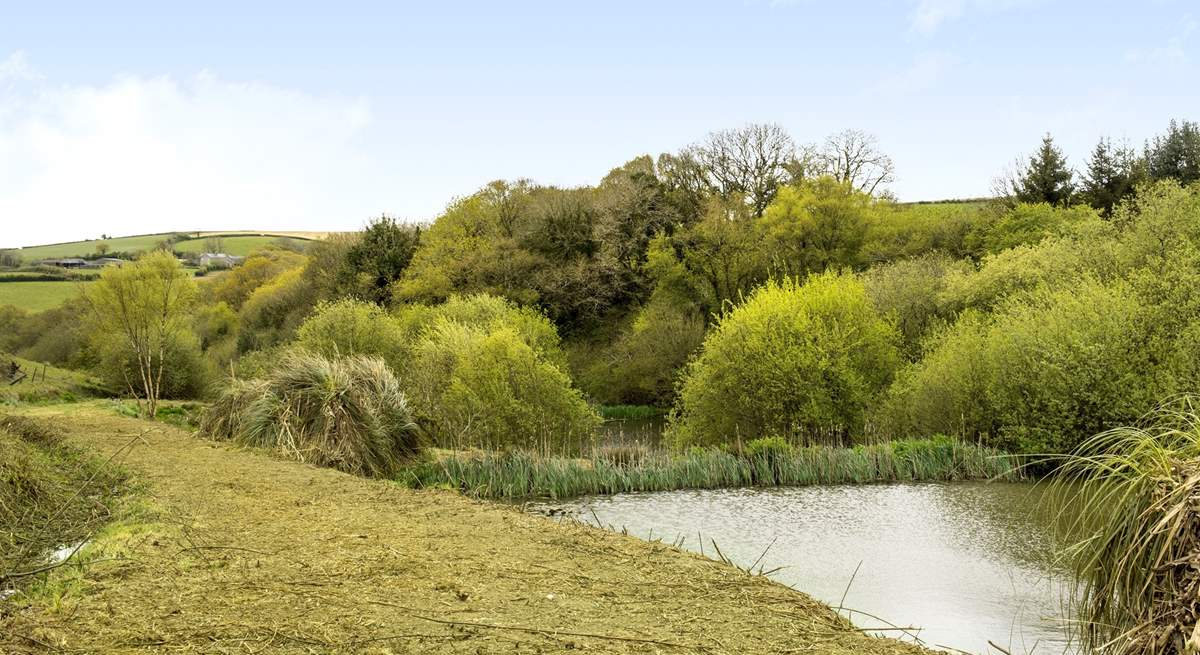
[911,0,966,35]
[1125,16,1198,66]
[0,55,387,247]
[909,0,1034,36]
[0,51,39,84]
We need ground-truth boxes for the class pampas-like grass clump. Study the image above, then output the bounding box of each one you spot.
[200,351,418,478]
[1052,395,1200,655]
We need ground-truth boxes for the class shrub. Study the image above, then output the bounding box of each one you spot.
[862,252,969,359]
[200,351,417,478]
[980,202,1099,253]
[669,272,900,448]
[237,267,315,352]
[576,297,706,406]
[882,279,1164,453]
[295,298,407,365]
[408,320,600,450]
[93,330,213,400]
[940,221,1123,314]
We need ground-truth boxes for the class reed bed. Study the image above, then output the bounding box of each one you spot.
[399,437,1021,500]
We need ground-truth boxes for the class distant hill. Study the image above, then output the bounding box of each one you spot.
[7,231,326,261]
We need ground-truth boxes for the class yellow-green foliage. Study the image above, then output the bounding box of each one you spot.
[205,247,308,309]
[758,178,878,275]
[670,272,900,448]
[237,266,314,352]
[980,202,1099,253]
[296,298,409,365]
[883,280,1162,453]
[408,321,600,450]
[862,252,969,359]
[293,294,597,450]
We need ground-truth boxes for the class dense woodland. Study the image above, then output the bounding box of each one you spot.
[3,119,1200,456]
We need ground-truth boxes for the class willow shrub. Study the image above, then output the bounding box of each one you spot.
[407,320,600,450]
[669,272,900,448]
[295,298,408,365]
[200,351,418,478]
[293,293,596,451]
[883,279,1163,454]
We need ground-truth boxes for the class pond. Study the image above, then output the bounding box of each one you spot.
[530,482,1075,655]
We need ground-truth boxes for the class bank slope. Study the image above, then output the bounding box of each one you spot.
[1,405,930,655]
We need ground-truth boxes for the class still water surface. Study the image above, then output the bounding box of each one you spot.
[532,482,1073,654]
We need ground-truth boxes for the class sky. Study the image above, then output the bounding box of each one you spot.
[1,1,1197,248]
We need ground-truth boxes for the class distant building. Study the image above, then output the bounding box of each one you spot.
[199,253,245,268]
[40,258,88,268]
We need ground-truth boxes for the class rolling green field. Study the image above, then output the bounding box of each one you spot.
[0,280,89,312]
[173,235,311,256]
[8,231,322,262]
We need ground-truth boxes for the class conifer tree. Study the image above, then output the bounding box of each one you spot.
[1014,134,1075,207]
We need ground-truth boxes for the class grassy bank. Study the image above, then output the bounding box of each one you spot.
[0,414,128,582]
[0,356,111,405]
[400,437,1021,500]
[2,404,934,654]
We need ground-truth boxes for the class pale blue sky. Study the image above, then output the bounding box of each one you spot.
[1,1,1197,247]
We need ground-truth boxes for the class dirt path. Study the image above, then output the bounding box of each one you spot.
[3,405,931,654]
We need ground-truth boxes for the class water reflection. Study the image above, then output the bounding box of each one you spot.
[532,482,1075,654]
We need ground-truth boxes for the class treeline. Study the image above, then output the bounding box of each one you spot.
[3,119,1199,456]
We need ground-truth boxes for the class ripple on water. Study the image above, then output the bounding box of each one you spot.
[534,482,1076,655]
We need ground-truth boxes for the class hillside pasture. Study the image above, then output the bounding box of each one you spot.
[9,230,321,261]
[0,280,88,312]
[173,234,312,256]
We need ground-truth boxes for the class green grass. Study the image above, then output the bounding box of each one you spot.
[173,235,311,256]
[0,280,88,312]
[399,437,1022,500]
[0,355,112,405]
[11,233,185,260]
[9,231,319,261]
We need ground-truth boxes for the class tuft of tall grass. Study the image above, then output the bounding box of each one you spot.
[199,351,418,478]
[1050,396,1200,655]
[398,436,1021,500]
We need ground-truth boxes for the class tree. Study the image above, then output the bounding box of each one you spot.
[95,242,110,256]
[337,216,421,305]
[1081,137,1141,216]
[807,129,895,195]
[688,123,797,217]
[1146,119,1200,185]
[84,251,197,418]
[1010,134,1075,207]
[758,177,876,275]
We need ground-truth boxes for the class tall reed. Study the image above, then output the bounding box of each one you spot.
[399,436,1020,500]
[1050,396,1200,655]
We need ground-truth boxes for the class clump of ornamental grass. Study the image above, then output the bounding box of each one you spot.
[200,351,418,478]
[1051,396,1200,655]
